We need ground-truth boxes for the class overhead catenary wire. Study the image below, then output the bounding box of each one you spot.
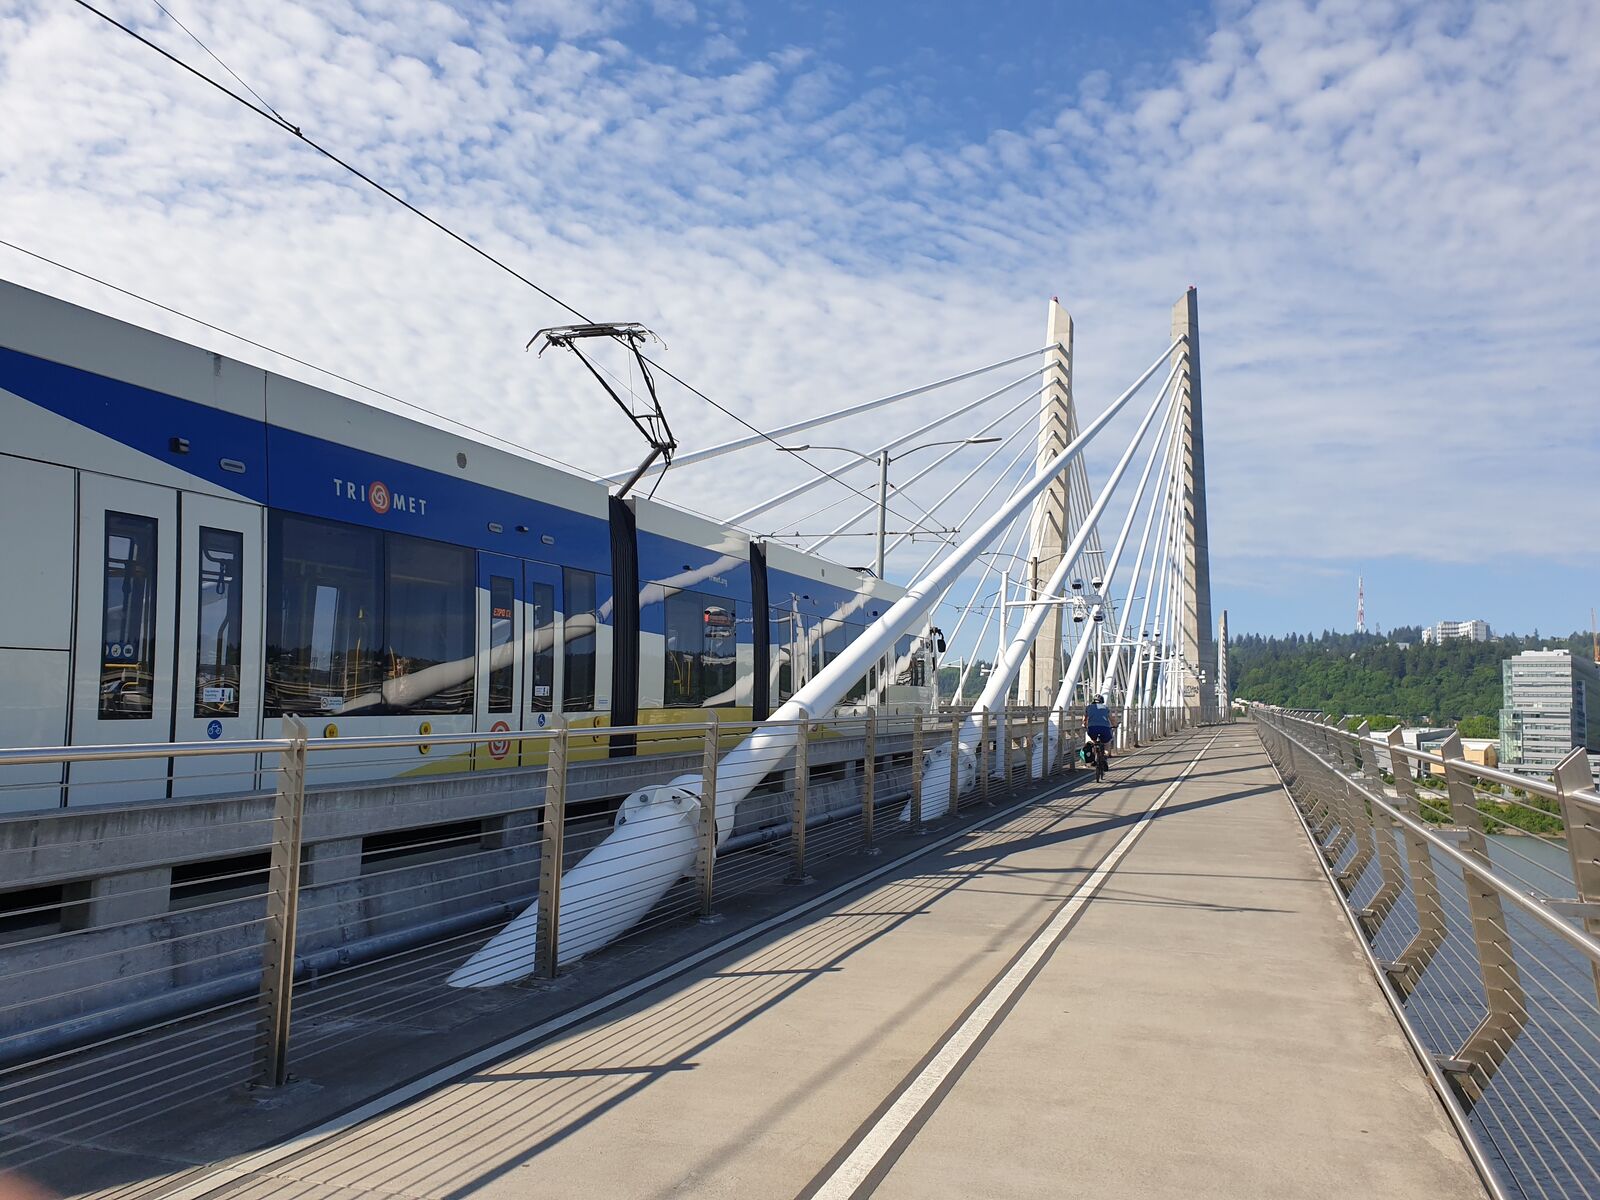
[63,0,950,539]
[599,346,1065,483]
[725,365,1042,527]
[880,413,1041,563]
[801,381,1049,554]
[766,391,1040,544]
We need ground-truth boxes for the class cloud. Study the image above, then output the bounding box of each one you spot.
[0,0,1596,643]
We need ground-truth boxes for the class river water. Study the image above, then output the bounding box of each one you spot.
[1364,832,1597,1197]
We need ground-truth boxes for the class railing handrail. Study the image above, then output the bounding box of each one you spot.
[1259,708,1600,969]
[0,705,1095,772]
[1297,712,1600,811]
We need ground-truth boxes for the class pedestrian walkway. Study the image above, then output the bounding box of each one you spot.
[135,729,1486,1199]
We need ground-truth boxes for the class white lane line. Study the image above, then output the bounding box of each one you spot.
[809,732,1221,1200]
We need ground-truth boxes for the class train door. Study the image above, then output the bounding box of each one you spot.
[68,474,178,804]
[523,561,561,747]
[474,553,523,768]
[171,494,264,796]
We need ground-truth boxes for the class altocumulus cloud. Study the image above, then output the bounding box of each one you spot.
[0,0,1595,632]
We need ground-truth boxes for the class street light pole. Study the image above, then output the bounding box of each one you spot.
[876,449,890,578]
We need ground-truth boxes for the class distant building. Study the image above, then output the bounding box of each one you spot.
[1369,727,1453,777]
[1499,649,1600,777]
[1458,738,1499,769]
[1421,619,1490,644]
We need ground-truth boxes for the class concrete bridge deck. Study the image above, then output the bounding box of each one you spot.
[109,727,1488,1200]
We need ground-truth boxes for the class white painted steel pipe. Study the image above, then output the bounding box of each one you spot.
[1104,418,1181,709]
[967,356,1182,732]
[1036,376,1181,770]
[451,338,1179,985]
[911,355,1179,818]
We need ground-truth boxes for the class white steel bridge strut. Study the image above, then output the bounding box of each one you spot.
[449,331,1183,987]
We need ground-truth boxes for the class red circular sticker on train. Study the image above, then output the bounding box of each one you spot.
[488,720,511,760]
[369,481,391,514]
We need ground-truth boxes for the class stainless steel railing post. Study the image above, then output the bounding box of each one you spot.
[788,720,813,881]
[254,715,307,1089]
[998,705,1012,797]
[910,713,926,833]
[979,710,992,805]
[537,718,569,979]
[1359,728,1405,935]
[697,714,719,922]
[862,710,879,854]
[1055,705,1067,775]
[1553,748,1600,1007]
[1334,722,1375,894]
[1437,734,1526,1104]
[1384,726,1445,998]
[948,712,962,817]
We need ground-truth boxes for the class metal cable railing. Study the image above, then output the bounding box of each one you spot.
[0,703,1192,1191]
[1253,706,1600,1200]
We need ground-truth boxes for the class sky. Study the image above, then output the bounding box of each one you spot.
[1,0,1597,651]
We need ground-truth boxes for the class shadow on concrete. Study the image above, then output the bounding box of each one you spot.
[10,729,1280,1199]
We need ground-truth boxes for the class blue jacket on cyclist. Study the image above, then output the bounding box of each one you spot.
[1085,695,1113,744]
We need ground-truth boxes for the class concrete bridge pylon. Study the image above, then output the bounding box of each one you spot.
[1172,286,1216,723]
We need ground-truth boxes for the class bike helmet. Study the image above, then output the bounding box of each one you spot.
[1093,694,1104,704]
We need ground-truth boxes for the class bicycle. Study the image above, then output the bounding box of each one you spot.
[1092,740,1109,782]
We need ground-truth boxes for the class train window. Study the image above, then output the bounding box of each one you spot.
[701,600,739,707]
[529,581,555,713]
[562,568,597,711]
[771,607,799,703]
[267,517,475,716]
[386,535,474,716]
[194,528,243,718]
[894,635,921,687]
[664,588,700,707]
[840,622,869,702]
[488,575,514,713]
[266,515,383,717]
[98,512,158,720]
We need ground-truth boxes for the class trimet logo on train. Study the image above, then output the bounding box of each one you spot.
[332,478,429,517]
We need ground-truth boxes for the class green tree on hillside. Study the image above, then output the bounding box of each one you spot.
[1229,630,1585,724]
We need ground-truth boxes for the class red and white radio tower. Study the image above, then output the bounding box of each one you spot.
[1356,575,1366,634]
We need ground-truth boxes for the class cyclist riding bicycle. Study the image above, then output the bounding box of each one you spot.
[1083,695,1114,767]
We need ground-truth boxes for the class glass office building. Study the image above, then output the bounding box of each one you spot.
[1499,649,1600,777]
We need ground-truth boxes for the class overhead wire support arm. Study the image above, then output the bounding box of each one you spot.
[528,323,678,498]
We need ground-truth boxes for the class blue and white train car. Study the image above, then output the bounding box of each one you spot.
[0,280,937,811]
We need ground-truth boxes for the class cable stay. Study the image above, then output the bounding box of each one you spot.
[727,364,1040,527]
[451,336,1183,985]
[603,344,1066,483]
[1024,366,1185,770]
[528,323,676,498]
[962,351,1182,737]
[800,382,1047,554]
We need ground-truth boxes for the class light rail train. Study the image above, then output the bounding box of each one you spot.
[0,281,940,810]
